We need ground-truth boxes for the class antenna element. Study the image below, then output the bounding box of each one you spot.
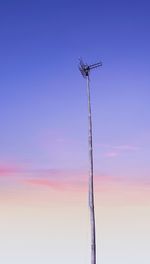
[79,58,102,78]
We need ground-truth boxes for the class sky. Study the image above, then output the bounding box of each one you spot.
[0,0,150,263]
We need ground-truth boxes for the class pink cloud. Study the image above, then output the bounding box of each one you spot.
[1,165,150,206]
[23,179,85,193]
[0,165,20,176]
[22,171,122,192]
[23,170,86,191]
[22,172,150,207]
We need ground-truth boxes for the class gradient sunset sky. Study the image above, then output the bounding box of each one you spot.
[0,1,150,264]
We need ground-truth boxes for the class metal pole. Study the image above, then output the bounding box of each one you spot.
[86,74,96,264]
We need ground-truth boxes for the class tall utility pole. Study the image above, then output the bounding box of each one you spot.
[79,59,102,264]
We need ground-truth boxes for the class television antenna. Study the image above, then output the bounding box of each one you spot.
[79,58,102,264]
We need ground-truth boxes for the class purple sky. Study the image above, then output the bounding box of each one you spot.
[0,0,150,178]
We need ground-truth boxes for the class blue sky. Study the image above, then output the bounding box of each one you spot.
[0,0,150,173]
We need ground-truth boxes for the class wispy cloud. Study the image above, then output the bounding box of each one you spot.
[112,145,139,151]
[104,151,119,158]
[101,144,139,158]
[0,165,20,176]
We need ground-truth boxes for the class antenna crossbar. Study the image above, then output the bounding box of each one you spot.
[79,59,102,78]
